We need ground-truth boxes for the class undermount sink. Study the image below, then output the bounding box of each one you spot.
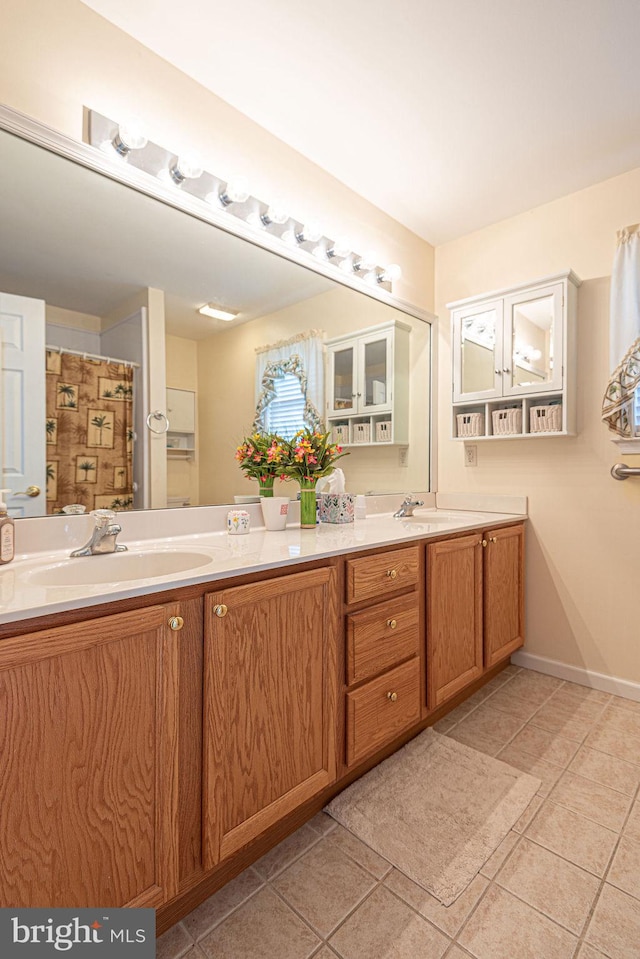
[28,549,219,588]
[402,511,487,523]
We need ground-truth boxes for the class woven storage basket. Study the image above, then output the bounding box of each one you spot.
[352,423,371,444]
[375,421,392,442]
[491,407,522,435]
[530,404,562,433]
[333,424,350,445]
[456,412,484,438]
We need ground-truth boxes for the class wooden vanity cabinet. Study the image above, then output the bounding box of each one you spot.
[202,566,339,870]
[0,604,182,908]
[426,523,525,708]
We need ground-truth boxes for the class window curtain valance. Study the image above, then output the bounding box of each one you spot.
[602,224,640,436]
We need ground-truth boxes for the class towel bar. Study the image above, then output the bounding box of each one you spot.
[611,463,640,480]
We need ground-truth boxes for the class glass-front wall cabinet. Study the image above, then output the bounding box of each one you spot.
[449,271,580,440]
[326,320,410,446]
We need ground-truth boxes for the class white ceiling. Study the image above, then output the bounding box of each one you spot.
[79,0,640,245]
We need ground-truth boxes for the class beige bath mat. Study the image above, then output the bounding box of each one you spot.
[325,727,540,905]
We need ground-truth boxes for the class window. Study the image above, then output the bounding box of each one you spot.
[263,373,305,439]
[635,386,640,435]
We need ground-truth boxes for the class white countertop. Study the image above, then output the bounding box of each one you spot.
[0,505,526,626]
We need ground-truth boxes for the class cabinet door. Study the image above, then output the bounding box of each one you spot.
[327,341,357,416]
[358,329,393,412]
[484,524,525,667]
[203,568,338,869]
[427,534,483,708]
[452,299,504,402]
[166,387,196,432]
[502,284,563,396]
[0,606,180,908]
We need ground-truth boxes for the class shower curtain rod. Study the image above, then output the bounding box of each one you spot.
[46,344,141,368]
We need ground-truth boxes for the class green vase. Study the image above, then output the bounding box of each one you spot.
[299,479,318,528]
[258,476,275,498]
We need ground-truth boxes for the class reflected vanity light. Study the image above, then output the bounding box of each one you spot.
[198,304,238,321]
[88,109,403,289]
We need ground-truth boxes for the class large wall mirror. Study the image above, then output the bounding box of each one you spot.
[0,110,432,518]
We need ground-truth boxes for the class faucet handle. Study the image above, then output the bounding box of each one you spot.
[91,508,117,526]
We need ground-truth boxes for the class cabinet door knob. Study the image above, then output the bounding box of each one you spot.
[489,536,497,543]
[386,568,398,580]
[387,691,398,702]
[168,615,184,631]
[481,539,488,548]
[214,604,228,618]
[494,369,501,375]
[502,367,511,373]
[386,619,397,629]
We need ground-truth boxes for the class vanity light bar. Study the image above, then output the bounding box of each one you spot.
[86,110,401,290]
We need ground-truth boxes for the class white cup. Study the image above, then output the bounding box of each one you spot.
[260,496,290,531]
[227,509,250,535]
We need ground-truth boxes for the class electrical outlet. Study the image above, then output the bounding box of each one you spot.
[398,446,409,467]
[464,444,478,467]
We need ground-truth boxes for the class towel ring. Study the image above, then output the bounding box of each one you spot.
[146,410,170,434]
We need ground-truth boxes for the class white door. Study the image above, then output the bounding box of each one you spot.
[0,292,46,517]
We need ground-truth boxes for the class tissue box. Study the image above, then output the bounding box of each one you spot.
[319,493,355,524]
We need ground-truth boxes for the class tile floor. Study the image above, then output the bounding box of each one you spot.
[158,666,640,959]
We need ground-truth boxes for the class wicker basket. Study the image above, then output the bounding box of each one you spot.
[375,421,392,442]
[530,404,562,433]
[352,423,371,444]
[332,424,350,445]
[456,412,485,438]
[491,407,523,435]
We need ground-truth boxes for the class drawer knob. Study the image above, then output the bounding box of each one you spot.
[386,619,397,629]
[214,604,228,618]
[168,616,184,631]
[386,568,398,580]
[387,691,398,702]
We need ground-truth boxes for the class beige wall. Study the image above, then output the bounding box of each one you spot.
[2,0,434,313]
[197,286,431,503]
[436,166,640,685]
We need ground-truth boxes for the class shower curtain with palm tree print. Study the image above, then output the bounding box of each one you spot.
[45,350,134,514]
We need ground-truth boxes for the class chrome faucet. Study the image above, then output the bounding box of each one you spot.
[70,509,128,557]
[393,494,425,518]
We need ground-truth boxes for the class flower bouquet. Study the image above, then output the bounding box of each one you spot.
[234,433,287,496]
[280,428,349,527]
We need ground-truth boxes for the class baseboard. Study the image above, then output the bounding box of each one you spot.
[511,651,640,703]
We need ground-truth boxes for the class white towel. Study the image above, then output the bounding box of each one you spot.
[602,224,640,436]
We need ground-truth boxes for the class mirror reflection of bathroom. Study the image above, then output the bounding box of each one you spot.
[460,308,498,394]
[510,293,554,387]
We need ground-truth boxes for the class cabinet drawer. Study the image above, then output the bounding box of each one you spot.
[346,658,421,767]
[347,594,420,684]
[345,545,420,604]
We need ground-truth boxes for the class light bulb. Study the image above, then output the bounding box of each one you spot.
[363,271,380,287]
[265,197,289,224]
[339,258,355,274]
[327,235,353,259]
[169,152,204,184]
[111,118,147,156]
[220,175,250,206]
[355,250,379,271]
[281,229,298,247]
[530,348,542,361]
[246,211,265,230]
[382,263,402,283]
[312,244,328,261]
[297,219,323,243]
